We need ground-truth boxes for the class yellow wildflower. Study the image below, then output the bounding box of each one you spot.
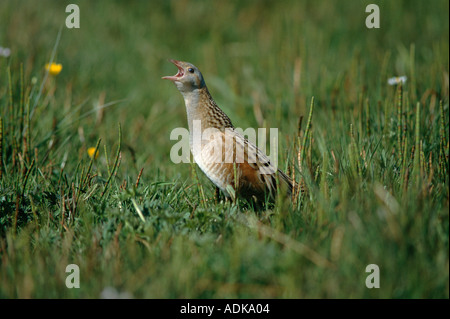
[45,62,62,76]
[87,147,99,159]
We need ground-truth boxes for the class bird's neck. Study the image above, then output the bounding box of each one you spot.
[180,86,233,135]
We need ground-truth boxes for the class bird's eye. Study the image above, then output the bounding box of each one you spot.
[188,68,194,73]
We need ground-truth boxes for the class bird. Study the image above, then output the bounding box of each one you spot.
[162,59,295,203]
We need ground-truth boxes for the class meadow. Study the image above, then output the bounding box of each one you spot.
[0,0,448,298]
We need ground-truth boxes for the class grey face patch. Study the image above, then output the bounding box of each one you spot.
[166,61,206,93]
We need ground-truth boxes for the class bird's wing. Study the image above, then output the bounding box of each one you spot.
[225,128,294,196]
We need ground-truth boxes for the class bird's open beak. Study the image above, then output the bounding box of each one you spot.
[162,59,184,81]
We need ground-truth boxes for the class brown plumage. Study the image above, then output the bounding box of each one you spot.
[163,60,294,202]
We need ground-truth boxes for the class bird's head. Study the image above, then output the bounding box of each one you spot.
[162,60,206,93]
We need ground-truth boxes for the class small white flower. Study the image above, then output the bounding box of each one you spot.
[100,286,133,299]
[387,76,407,86]
[0,47,11,58]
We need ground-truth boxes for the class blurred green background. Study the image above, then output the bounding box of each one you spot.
[0,0,448,298]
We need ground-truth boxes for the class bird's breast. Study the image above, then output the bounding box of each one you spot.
[191,130,234,194]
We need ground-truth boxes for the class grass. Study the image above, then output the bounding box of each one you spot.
[0,0,448,298]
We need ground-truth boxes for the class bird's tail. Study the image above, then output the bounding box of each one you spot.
[277,169,306,200]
